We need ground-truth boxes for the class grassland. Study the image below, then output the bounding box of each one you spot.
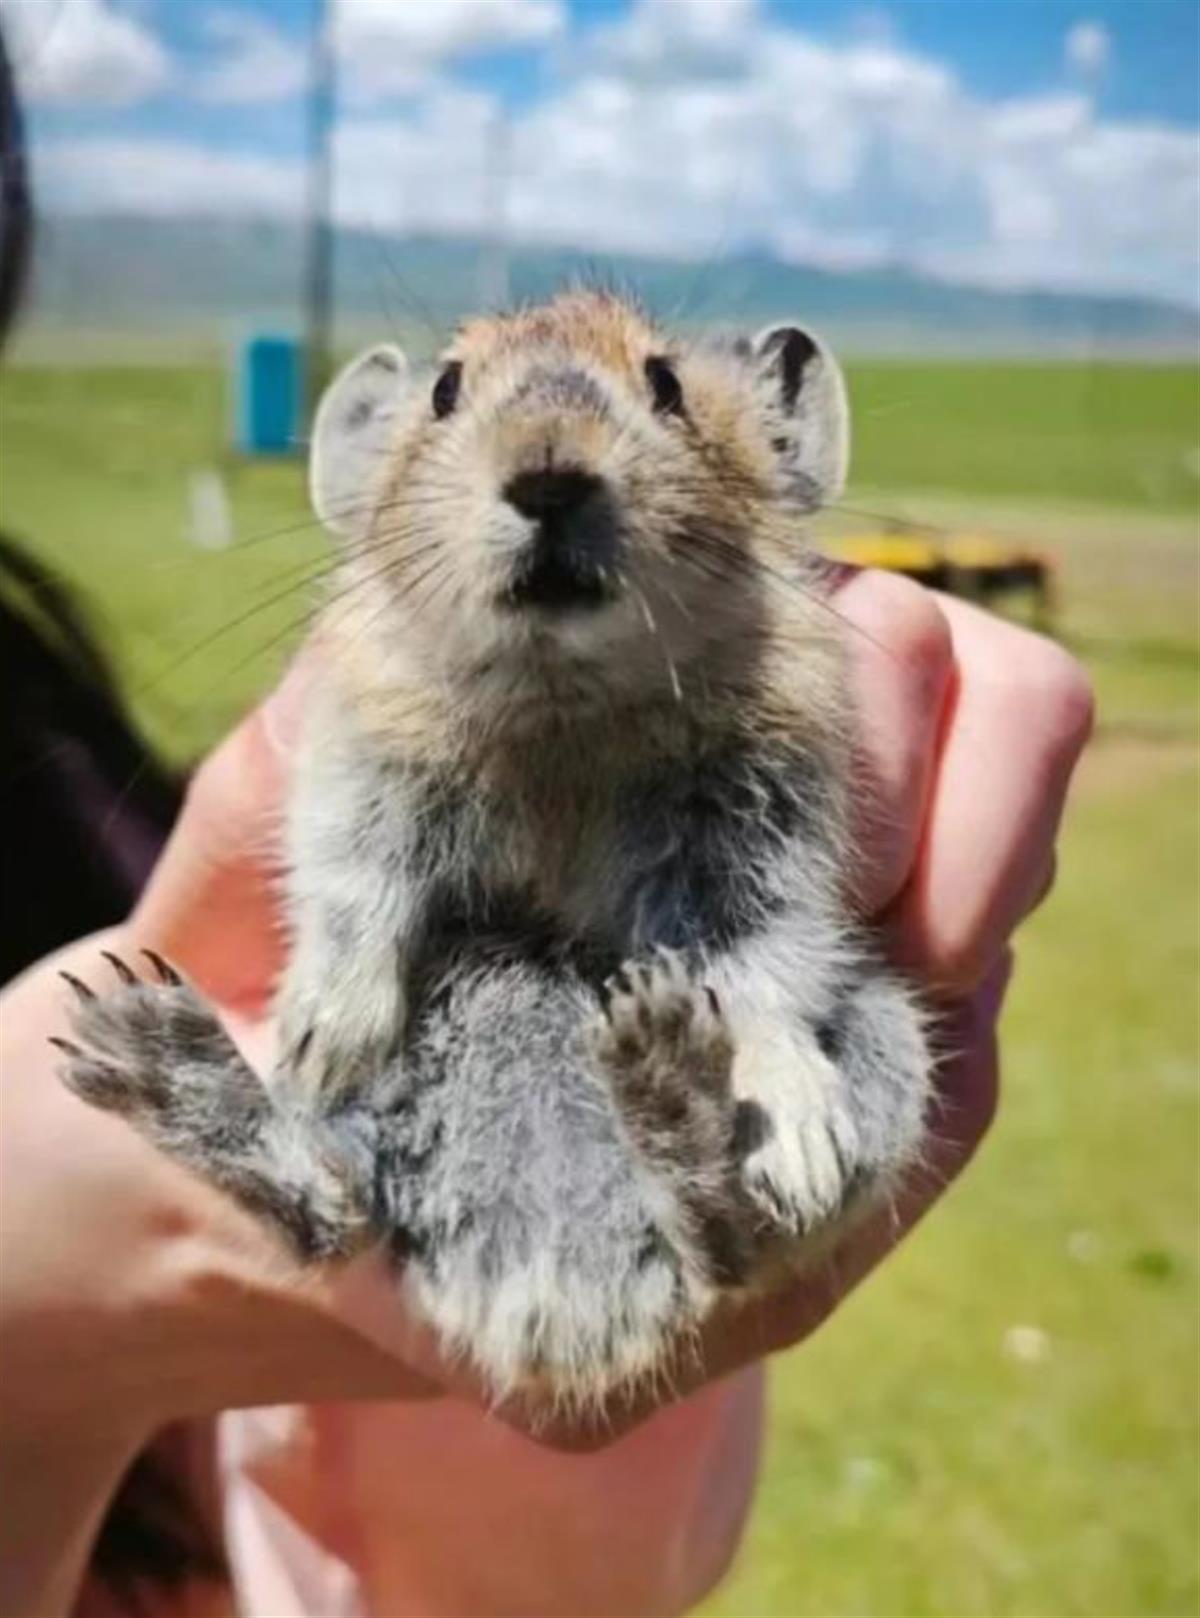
[849,361,1199,512]
[1,359,1195,760]
[1,359,1197,1616]
[706,581,1199,1617]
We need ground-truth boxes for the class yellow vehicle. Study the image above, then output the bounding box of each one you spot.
[825,530,1055,629]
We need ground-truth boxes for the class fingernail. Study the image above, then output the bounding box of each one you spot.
[821,559,860,593]
[976,947,1015,1025]
[261,653,315,758]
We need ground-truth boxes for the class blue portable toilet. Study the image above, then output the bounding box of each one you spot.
[235,334,303,456]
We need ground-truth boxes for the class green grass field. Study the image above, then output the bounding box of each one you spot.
[849,362,1199,512]
[1,360,1195,760]
[2,359,1197,1616]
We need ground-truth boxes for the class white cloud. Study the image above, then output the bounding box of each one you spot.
[591,0,760,82]
[493,1,1195,303]
[177,0,568,109]
[1,0,170,105]
[20,0,1200,306]
[333,87,503,235]
[1,0,568,113]
[950,110,1200,299]
[34,134,302,215]
[191,9,306,105]
[334,0,566,101]
[1065,20,1111,80]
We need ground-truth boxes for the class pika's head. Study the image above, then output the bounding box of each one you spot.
[311,291,848,710]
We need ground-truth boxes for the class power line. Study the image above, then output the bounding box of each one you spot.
[303,0,337,417]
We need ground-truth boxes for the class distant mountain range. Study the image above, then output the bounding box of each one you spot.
[17,214,1199,358]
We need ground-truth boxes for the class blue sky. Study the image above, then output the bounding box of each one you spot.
[4,0,1198,303]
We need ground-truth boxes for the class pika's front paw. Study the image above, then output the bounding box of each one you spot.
[53,950,256,1131]
[733,975,930,1243]
[277,978,405,1099]
[738,1073,862,1239]
[52,951,368,1258]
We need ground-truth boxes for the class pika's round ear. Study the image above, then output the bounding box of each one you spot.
[751,325,849,510]
[309,344,410,539]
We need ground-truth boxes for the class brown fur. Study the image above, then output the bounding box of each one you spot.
[316,290,848,816]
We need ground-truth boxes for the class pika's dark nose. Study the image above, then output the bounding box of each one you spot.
[503,467,604,527]
[500,466,619,613]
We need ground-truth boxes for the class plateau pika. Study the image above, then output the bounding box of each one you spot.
[57,291,931,1405]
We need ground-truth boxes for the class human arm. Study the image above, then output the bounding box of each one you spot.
[0,571,1092,1616]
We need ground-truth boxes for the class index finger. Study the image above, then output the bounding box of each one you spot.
[130,657,312,1016]
[885,594,1093,994]
[834,568,955,915]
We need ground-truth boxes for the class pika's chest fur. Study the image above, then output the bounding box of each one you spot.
[297,688,837,1000]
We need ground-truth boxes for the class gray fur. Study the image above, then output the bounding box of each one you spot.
[58,963,370,1258]
[309,343,409,540]
[56,293,931,1406]
[753,323,850,510]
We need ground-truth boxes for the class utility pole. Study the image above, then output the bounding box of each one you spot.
[304,0,336,417]
[478,104,511,313]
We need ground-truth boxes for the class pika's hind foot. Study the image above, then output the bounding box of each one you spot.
[593,950,753,1284]
[54,951,370,1258]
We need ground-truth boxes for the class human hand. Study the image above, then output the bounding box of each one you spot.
[0,572,1093,1451]
[0,659,443,1451]
[612,569,1093,1421]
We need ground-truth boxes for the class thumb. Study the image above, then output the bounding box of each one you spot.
[130,657,312,1017]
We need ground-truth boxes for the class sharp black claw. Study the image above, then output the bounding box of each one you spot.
[48,1035,84,1058]
[101,950,137,985]
[141,948,181,986]
[705,986,721,1017]
[59,971,96,1003]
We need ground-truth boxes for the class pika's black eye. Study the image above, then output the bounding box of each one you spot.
[432,361,462,420]
[645,355,684,416]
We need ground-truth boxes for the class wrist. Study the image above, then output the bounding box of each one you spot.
[0,1424,143,1618]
